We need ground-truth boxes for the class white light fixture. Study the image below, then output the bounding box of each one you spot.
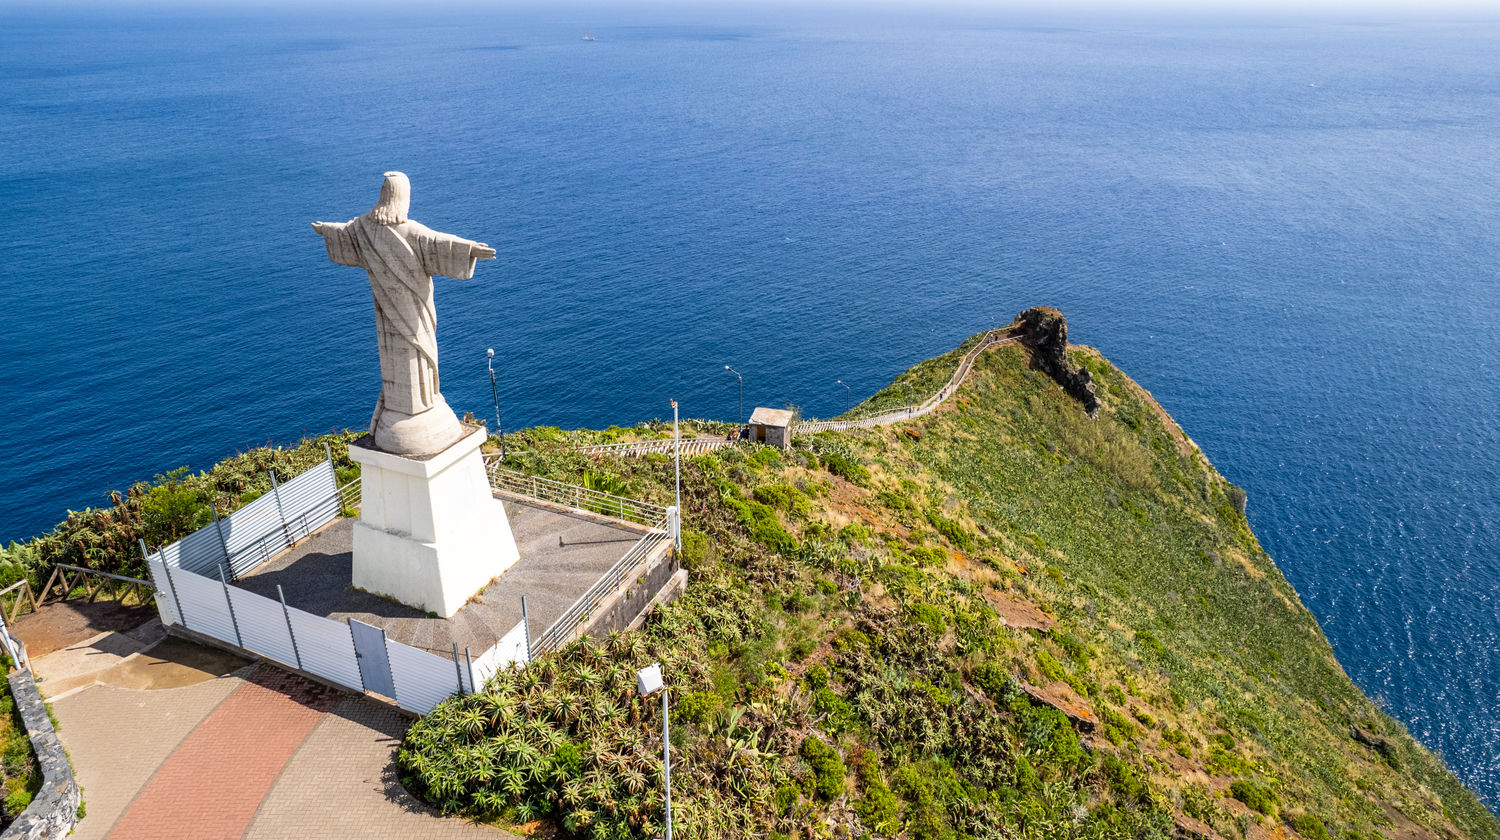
[636,662,671,839]
[637,662,664,697]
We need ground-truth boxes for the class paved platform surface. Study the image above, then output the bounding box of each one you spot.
[236,499,650,655]
[46,641,510,840]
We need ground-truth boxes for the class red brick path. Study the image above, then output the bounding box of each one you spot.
[106,667,344,840]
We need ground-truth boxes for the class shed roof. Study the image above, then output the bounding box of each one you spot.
[747,407,795,427]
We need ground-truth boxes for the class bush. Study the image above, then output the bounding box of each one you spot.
[678,529,711,569]
[823,452,870,485]
[850,747,900,833]
[1290,814,1332,840]
[1229,779,1277,815]
[905,602,945,635]
[800,736,846,801]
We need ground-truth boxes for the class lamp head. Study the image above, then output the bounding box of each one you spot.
[487,348,495,359]
[636,663,664,697]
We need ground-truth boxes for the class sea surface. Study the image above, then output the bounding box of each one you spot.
[2,4,1498,808]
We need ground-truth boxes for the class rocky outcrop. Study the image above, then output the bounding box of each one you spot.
[1015,307,1100,417]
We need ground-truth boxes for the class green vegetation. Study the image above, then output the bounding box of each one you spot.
[12,327,1479,839]
[0,432,362,586]
[0,660,39,828]
[402,335,1498,839]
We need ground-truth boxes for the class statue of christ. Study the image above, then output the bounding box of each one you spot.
[312,171,496,456]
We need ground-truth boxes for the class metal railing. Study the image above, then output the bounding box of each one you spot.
[484,459,666,527]
[575,437,737,457]
[528,510,676,657]
[796,331,1018,434]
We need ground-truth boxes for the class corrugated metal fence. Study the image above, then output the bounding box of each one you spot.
[158,457,346,580]
[147,548,528,715]
[144,456,675,716]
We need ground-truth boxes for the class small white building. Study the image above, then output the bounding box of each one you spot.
[747,407,795,450]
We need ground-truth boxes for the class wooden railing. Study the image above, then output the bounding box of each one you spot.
[0,580,38,624]
[37,564,155,612]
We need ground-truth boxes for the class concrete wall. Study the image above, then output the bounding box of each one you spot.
[585,549,683,639]
[2,671,80,840]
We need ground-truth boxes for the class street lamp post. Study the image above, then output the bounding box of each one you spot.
[671,399,681,549]
[637,664,671,840]
[487,349,505,460]
[724,365,743,424]
[836,379,850,415]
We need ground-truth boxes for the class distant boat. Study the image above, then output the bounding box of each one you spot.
[582,33,597,41]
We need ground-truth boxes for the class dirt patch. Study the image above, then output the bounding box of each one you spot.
[12,599,157,658]
[983,589,1057,633]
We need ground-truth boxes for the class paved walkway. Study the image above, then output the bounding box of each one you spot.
[49,650,510,840]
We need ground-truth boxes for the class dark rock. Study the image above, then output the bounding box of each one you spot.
[1351,724,1395,758]
[1014,306,1100,417]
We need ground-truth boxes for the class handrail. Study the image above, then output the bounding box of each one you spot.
[575,437,736,457]
[483,460,666,527]
[529,515,673,656]
[37,563,155,613]
[796,331,1018,434]
[0,580,38,624]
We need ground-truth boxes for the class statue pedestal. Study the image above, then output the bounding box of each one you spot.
[348,425,519,617]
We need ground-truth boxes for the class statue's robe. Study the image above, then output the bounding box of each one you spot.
[317,215,482,432]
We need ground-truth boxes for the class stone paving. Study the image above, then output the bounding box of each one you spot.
[48,651,513,840]
[236,498,653,656]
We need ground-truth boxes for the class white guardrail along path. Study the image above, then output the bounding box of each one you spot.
[567,329,1018,458]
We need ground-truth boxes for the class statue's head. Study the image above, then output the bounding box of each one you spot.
[368,171,410,226]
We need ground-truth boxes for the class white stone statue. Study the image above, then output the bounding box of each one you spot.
[313,171,496,456]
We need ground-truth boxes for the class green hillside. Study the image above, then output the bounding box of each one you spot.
[402,317,1500,840]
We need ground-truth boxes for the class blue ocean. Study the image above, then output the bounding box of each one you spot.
[2,3,1497,807]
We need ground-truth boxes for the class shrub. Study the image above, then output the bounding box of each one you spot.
[905,602,945,635]
[800,736,846,801]
[1229,779,1277,815]
[1290,814,1332,840]
[850,747,900,833]
[773,783,800,815]
[823,452,870,485]
[678,529,711,570]
[1100,753,1150,805]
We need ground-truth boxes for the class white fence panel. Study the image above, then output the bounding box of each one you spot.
[159,527,226,577]
[470,620,529,688]
[386,638,463,715]
[287,609,363,693]
[169,570,240,646]
[146,556,181,627]
[227,587,298,665]
[277,461,340,542]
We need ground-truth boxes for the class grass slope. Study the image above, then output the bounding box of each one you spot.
[405,335,1497,840]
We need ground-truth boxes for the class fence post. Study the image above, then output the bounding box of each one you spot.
[210,503,231,574]
[154,547,187,629]
[348,624,367,693]
[270,469,294,547]
[465,646,476,692]
[452,642,466,694]
[278,585,303,670]
[324,441,334,466]
[521,596,532,660]
[218,565,244,649]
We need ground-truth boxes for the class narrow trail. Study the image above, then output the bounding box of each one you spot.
[575,327,1020,458]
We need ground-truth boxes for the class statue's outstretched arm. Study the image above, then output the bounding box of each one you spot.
[312,220,361,267]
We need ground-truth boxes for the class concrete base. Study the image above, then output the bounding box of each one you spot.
[349,426,519,617]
